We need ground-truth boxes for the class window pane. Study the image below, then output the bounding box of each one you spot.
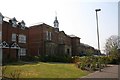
[19,35,26,43]
[19,48,26,56]
[12,33,16,41]
[46,31,48,40]
[12,21,17,27]
[49,32,52,40]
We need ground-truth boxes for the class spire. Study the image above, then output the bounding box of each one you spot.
[53,11,59,28]
[54,16,59,28]
[54,16,59,32]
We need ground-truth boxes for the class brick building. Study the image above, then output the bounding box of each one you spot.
[0,12,98,62]
[28,16,81,57]
[0,13,29,62]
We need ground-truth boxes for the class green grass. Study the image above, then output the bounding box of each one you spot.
[3,62,89,78]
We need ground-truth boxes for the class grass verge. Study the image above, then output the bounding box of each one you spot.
[3,62,89,78]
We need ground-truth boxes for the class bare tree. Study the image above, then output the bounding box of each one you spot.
[104,35,118,55]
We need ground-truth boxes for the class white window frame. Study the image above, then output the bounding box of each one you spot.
[12,20,17,27]
[49,32,52,40]
[19,35,26,43]
[19,48,26,56]
[46,31,49,40]
[12,33,16,41]
[21,23,25,30]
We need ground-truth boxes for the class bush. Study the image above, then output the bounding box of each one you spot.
[22,55,35,61]
[37,54,72,63]
[71,56,80,63]
[77,56,110,71]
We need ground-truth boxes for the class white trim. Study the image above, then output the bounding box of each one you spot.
[19,35,26,43]
[11,42,20,49]
[0,41,9,48]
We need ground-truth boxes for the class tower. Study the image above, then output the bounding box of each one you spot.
[54,16,59,32]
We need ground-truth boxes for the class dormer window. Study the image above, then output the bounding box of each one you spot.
[18,20,26,30]
[9,17,17,27]
[19,34,26,43]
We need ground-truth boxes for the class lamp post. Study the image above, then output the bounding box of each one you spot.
[95,9,101,72]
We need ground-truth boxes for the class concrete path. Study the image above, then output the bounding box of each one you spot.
[77,65,119,80]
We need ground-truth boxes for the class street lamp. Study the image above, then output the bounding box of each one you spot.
[95,9,101,72]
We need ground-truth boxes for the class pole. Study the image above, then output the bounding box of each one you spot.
[95,9,101,72]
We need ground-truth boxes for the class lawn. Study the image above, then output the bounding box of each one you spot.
[3,62,89,79]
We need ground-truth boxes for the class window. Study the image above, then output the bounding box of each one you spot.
[12,33,16,41]
[20,20,26,30]
[46,31,49,40]
[46,31,52,41]
[12,21,17,27]
[21,23,25,30]
[19,48,26,56]
[19,35,26,43]
[49,32,52,40]
[11,17,17,27]
[67,49,70,54]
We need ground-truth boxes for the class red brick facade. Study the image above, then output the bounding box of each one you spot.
[0,13,98,63]
[28,23,75,56]
[0,16,29,62]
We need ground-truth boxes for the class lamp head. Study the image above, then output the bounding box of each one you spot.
[95,9,101,12]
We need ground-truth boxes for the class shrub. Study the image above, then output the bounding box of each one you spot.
[22,55,35,61]
[77,56,110,71]
[72,56,80,63]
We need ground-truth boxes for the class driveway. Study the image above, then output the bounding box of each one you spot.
[77,65,119,80]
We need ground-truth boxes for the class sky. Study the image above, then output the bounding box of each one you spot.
[0,0,118,53]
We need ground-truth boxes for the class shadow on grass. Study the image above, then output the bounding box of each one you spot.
[3,61,39,66]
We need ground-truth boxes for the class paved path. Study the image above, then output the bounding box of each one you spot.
[78,65,119,79]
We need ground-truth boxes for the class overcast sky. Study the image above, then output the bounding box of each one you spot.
[0,0,119,53]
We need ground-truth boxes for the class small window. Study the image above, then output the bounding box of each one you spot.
[12,21,17,27]
[49,32,52,40]
[20,20,25,30]
[19,48,26,56]
[12,33,16,41]
[21,23,25,30]
[67,49,70,54]
[11,17,17,27]
[46,31,49,40]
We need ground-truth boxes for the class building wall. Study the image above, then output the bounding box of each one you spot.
[2,19,97,62]
[71,37,81,56]
[29,23,73,56]
[2,21,29,62]
[28,25,44,56]
[1,15,97,63]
